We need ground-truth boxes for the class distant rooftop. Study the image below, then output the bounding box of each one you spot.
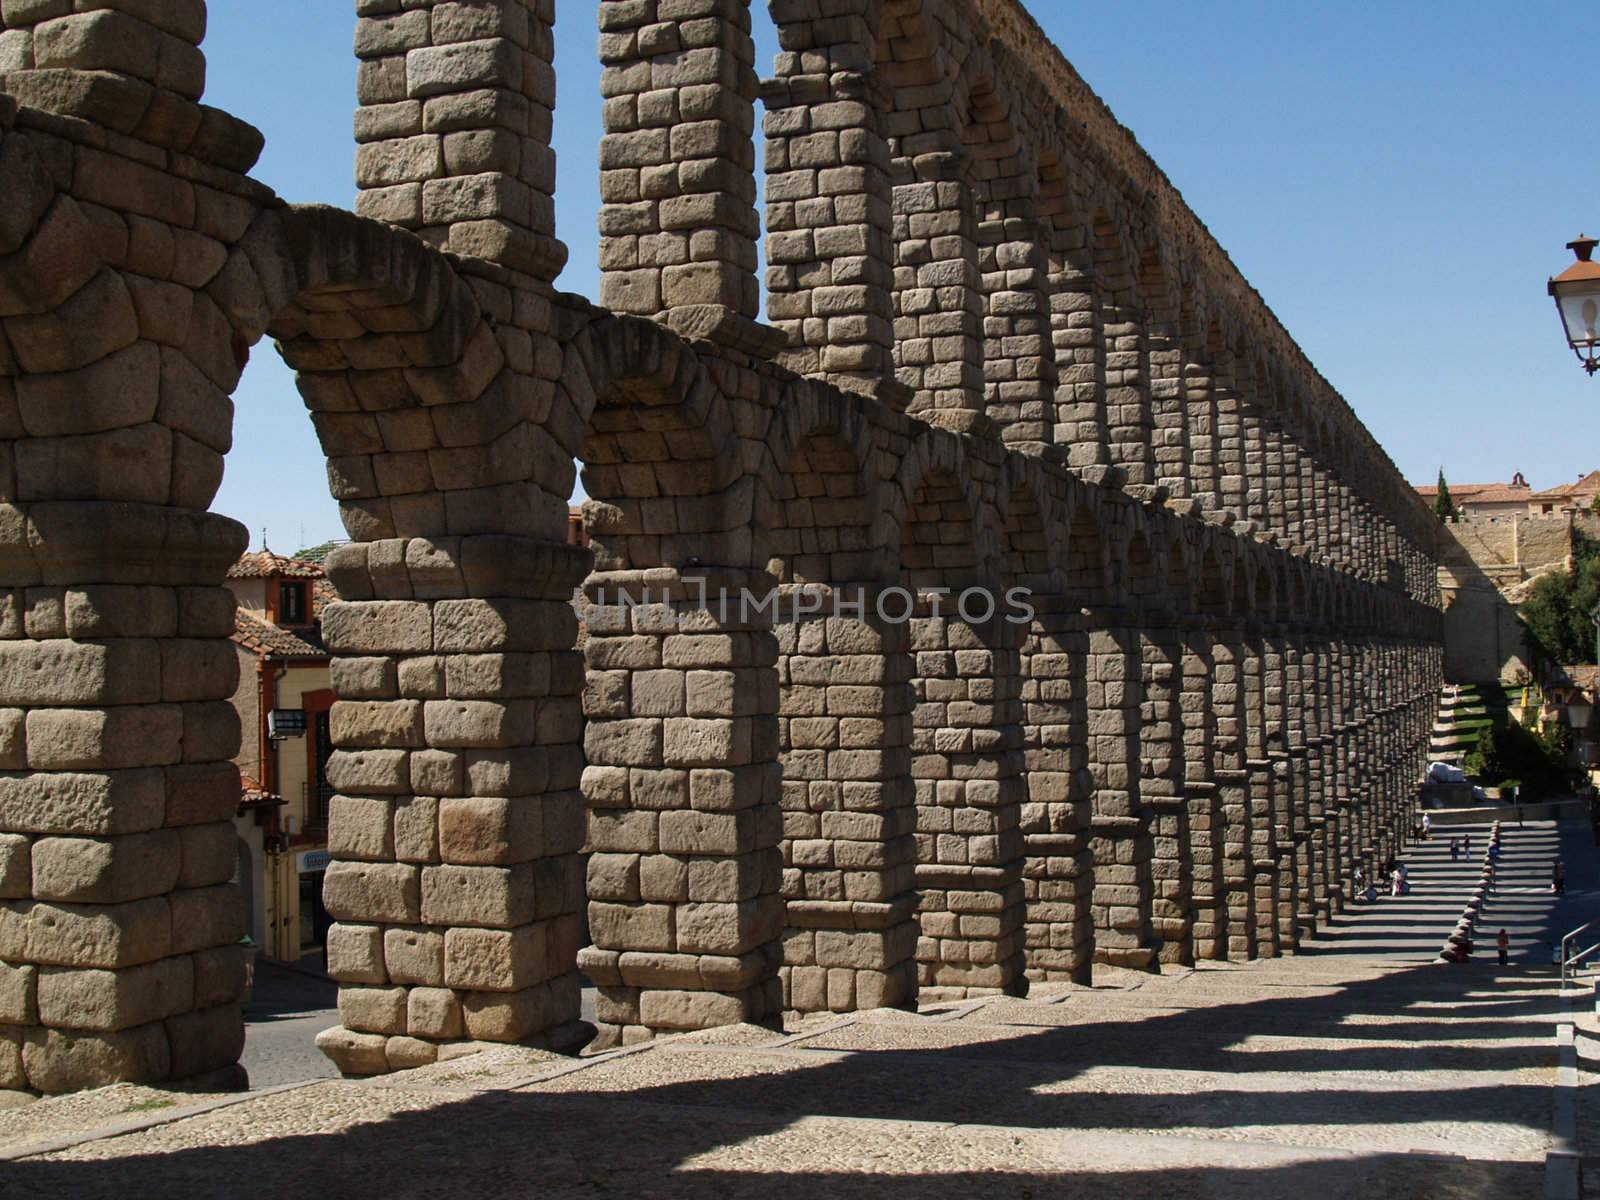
[227,549,326,580]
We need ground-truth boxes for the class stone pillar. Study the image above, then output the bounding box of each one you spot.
[1263,626,1298,953]
[1142,620,1191,964]
[1241,404,1266,526]
[0,510,250,1094]
[1180,623,1223,959]
[354,0,566,279]
[1150,333,1189,498]
[0,3,260,171]
[0,9,265,1092]
[598,0,779,354]
[763,3,901,403]
[317,539,591,1073]
[1184,359,1218,511]
[1105,309,1154,487]
[1328,635,1356,903]
[1302,635,1334,923]
[1241,625,1279,957]
[896,150,986,430]
[1211,624,1253,961]
[982,216,1056,449]
[1287,440,1315,556]
[911,604,1027,998]
[1310,463,1333,562]
[777,587,918,1015]
[1019,601,1094,983]
[1048,231,1109,469]
[1087,616,1156,968]
[1262,418,1287,539]
[1214,369,1246,522]
[1282,628,1314,945]
[578,569,784,1047]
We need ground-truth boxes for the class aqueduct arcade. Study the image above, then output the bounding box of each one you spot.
[0,0,1441,1091]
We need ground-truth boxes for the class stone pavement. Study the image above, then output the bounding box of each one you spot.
[0,820,1585,1199]
[239,962,339,1092]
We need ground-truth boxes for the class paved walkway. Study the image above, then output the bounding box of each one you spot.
[240,961,339,1091]
[0,818,1591,1199]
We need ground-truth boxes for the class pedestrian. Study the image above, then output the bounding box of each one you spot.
[1553,858,1566,896]
[1486,860,1496,892]
[1398,863,1410,895]
[1450,837,1460,862]
[1464,834,1472,859]
[1422,813,1432,841]
[1489,841,1501,862]
[1391,866,1403,897]
[1497,928,1509,966]
[1353,867,1367,902]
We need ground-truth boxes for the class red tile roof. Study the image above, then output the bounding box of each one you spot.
[239,773,284,809]
[227,550,325,580]
[1415,481,1532,504]
[1529,470,1600,502]
[232,608,327,660]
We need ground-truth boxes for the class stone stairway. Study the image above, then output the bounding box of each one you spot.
[1429,683,1494,765]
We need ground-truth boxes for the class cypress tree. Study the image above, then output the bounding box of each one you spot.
[1434,468,1456,521]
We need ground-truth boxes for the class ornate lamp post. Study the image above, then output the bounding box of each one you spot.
[1549,234,1600,374]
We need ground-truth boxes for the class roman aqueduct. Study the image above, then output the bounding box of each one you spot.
[0,0,1442,1091]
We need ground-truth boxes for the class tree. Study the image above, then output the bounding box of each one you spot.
[1434,468,1457,521]
[1520,529,1600,667]
[1464,718,1574,799]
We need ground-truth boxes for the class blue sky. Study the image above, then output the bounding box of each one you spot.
[202,2,1595,552]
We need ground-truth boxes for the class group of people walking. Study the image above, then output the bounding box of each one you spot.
[1351,859,1410,903]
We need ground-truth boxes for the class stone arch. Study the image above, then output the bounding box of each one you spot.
[1198,542,1232,618]
[1064,496,1111,607]
[563,314,746,574]
[1123,527,1163,613]
[997,461,1060,595]
[759,381,884,588]
[890,432,995,591]
[1165,527,1192,603]
[0,187,610,1084]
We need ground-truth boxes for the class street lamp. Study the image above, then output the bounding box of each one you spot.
[1549,233,1600,374]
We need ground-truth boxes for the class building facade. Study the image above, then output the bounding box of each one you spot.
[225,551,337,964]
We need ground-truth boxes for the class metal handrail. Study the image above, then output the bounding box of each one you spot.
[1560,919,1600,985]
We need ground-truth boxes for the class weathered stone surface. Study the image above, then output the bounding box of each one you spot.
[36,955,194,1031]
[0,895,171,968]
[21,1022,170,1094]
[31,829,181,903]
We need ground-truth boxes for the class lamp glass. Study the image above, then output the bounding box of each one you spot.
[1555,276,1600,349]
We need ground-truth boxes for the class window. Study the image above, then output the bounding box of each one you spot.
[307,707,334,832]
[279,581,306,624]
